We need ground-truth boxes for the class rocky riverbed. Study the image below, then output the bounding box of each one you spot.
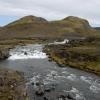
[0,44,99,100]
[0,45,28,100]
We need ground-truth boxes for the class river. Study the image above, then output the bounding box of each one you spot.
[0,44,100,100]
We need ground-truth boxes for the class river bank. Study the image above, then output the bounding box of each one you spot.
[0,43,100,100]
[0,68,28,100]
[44,37,100,76]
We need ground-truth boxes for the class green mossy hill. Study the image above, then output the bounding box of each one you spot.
[0,15,99,41]
[44,38,100,76]
[7,15,47,26]
[61,16,91,29]
[0,69,27,100]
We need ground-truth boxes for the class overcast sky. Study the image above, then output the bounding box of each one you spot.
[0,0,100,26]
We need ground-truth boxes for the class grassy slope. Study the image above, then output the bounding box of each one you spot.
[44,38,100,76]
[0,69,27,100]
[0,16,100,42]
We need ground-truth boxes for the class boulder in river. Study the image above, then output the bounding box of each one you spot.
[0,48,9,60]
[35,81,45,96]
[67,92,76,99]
[24,52,28,55]
[44,96,49,100]
[35,86,45,96]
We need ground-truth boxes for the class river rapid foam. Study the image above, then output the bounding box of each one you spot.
[8,44,47,60]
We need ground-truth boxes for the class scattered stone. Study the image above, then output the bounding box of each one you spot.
[44,96,49,100]
[44,85,52,92]
[67,92,76,99]
[31,82,34,85]
[57,92,69,100]
[35,87,45,96]
[36,82,40,86]
[24,52,27,55]
[35,82,45,96]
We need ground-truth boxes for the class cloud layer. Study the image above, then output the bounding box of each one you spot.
[0,0,100,26]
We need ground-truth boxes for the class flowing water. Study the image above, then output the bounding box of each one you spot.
[0,44,100,100]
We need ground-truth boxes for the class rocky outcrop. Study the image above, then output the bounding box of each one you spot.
[0,69,27,100]
[0,48,9,60]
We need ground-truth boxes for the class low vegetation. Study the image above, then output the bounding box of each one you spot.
[0,15,100,41]
[0,69,27,100]
[44,37,100,76]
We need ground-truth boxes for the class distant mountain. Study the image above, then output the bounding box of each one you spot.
[0,27,2,30]
[0,15,99,40]
[94,27,100,30]
[62,16,91,28]
[7,15,47,26]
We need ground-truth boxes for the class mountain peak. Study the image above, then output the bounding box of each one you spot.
[62,16,91,28]
[20,15,47,22]
[7,15,47,26]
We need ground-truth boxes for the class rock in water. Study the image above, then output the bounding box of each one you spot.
[35,86,44,96]
[0,48,9,60]
[35,82,45,96]
[24,52,28,55]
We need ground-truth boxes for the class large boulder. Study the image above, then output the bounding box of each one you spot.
[0,48,9,60]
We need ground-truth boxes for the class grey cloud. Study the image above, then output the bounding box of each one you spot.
[0,0,100,26]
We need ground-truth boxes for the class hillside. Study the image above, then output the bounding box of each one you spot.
[7,15,47,26]
[44,37,100,76]
[0,15,99,42]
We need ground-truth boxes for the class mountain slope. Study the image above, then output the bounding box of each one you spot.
[0,15,99,40]
[7,15,47,26]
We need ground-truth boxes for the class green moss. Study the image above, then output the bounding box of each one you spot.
[44,40,100,76]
